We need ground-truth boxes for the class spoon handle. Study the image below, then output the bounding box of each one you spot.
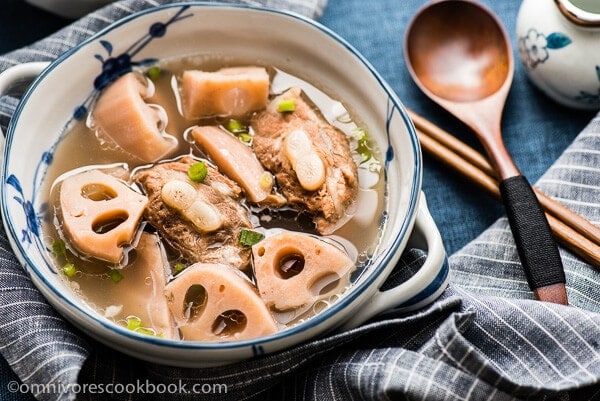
[500,175,568,304]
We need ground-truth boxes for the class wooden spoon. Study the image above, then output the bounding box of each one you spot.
[404,0,568,304]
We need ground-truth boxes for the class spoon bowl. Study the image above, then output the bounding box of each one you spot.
[405,0,514,177]
[404,0,568,304]
[405,0,511,103]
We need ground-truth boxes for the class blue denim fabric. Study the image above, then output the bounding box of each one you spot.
[2,1,600,401]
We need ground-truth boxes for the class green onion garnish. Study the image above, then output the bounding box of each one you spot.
[188,161,208,183]
[239,229,265,247]
[277,99,296,113]
[62,263,77,278]
[355,128,372,163]
[146,66,161,81]
[225,119,252,143]
[225,119,247,134]
[52,239,67,257]
[174,262,186,274]
[135,327,156,336]
[239,133,252,143]
[126,316,157,336]
[107,269,124,283]
[126,316,142,330]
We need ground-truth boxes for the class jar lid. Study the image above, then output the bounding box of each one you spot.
[555,0,600,27]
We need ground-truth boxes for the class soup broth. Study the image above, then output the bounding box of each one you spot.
[41,55,386,341]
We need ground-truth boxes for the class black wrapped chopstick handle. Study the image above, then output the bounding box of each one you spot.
[500,175,567,302]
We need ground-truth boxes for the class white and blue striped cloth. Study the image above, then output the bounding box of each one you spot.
[2,1,600,400]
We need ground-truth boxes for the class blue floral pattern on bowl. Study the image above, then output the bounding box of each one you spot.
[75,5,193,120]
[4,5,193,273]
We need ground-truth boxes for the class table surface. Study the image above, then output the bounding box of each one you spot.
[0,0,597,399]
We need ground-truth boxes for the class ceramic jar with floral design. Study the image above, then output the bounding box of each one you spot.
[516,0,600,110]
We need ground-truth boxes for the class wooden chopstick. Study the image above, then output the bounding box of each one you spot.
[410,110,600,247]
[408,109,600,267]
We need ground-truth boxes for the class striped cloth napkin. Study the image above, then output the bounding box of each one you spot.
[2,1,600,400]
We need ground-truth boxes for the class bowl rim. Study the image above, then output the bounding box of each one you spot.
[1,2,422,351]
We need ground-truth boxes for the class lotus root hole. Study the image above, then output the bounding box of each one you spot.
[183,284,208,321]
[276,252,305,280]
[81,183,118,201]
[212,310,247,337]
[310,273,341,296]
[91,211,129,234]
[257,246,266,257]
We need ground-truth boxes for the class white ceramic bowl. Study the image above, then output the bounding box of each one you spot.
[0,3,448,367]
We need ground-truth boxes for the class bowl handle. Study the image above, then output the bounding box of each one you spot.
[0,62,50,138]
[341,192,449,329]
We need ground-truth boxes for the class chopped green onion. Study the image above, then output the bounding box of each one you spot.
[135,327,156,336]
[52,239,67,257]
[126,316,142,330]
[188,161,208,183]
[126,316,157,336]
[239,229,265,247]
[146,66,161,81]
[62,263,77,278]
[225,119,247,134]
[174,262,186,274]
[239,133,252,143]
[277,99,296,113]
[355,128,372,163]
[225,119,252,143]
[107,269,124,283]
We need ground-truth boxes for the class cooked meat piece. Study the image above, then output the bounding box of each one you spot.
[251,87,358,234]
[133,156,253,270]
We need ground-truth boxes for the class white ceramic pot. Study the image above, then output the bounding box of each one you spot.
[0,3,448,367]
[516,0,600,110]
